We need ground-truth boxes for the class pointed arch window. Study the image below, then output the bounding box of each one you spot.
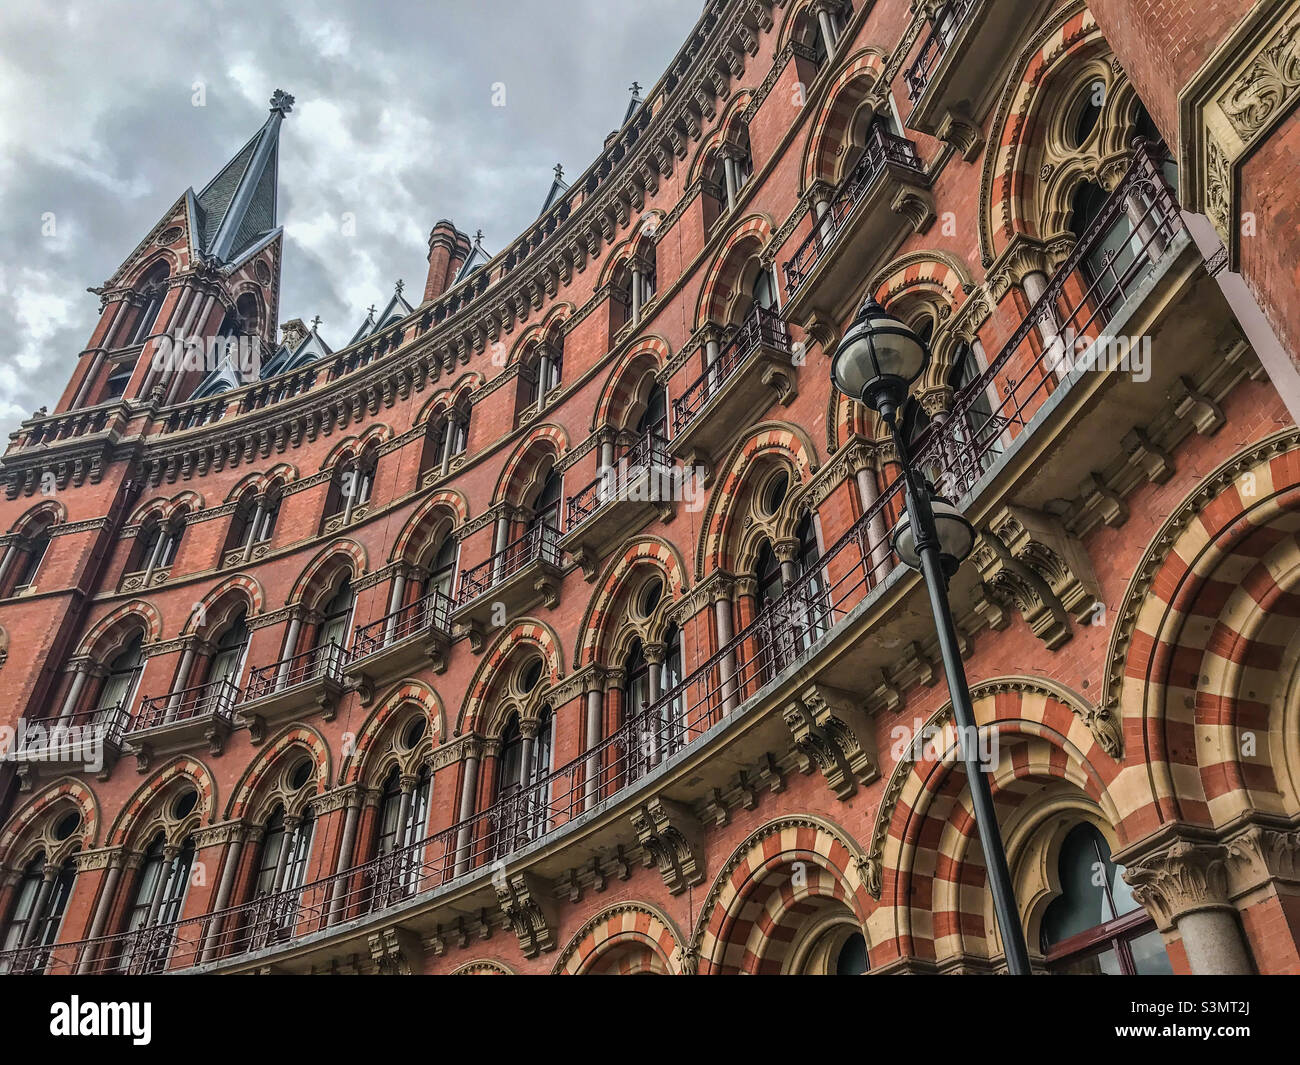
[97,633,145,718]
[205,609,249,706]
[248,805,315,946]
[316,579,354,656]
[128,277,167,348]
[423,538,457,603]
[118,833,194,973]
[1040,823,1171,975]
[9,527,50,595]
[0,852,76,972]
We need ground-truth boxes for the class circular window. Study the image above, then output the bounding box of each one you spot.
[157,226,183,246]
[287,758,313,791]
[520,658,544,693]
[53,811,81,841]
[401,716,427,750]
[761,472,789,516]
[171,789,198,820]
[638,577,664,617]
[1067,82,1103,147]
[254,259,273,285]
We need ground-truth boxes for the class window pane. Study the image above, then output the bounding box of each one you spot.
[1041,824,1114,947]
[1127,928,1174,975]
[1053,945,1123,975]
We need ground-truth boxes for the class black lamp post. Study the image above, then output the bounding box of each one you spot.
[833,296,1033,976]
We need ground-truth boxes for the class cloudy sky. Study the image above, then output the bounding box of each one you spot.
[0,0,703,440]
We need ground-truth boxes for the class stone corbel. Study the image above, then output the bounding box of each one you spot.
[891,186,935,234]
[987,505,1102,627]
[367,925,424,975]
[494,871,555,958]
[935,105,984,162]
[630,796,705,895]
[970,533,1071,649]
[782,683,879,799]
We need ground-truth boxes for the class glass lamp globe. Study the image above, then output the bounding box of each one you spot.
[892,497,976,572]
[831,297,929,412]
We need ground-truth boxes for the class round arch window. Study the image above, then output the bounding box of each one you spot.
[520,658,544,694]
[53,811,81,841]
[638,577,664,618]
[171,789,199,820]
[401,716,427,751]
[760,471,789,516]
[287,758,314,791]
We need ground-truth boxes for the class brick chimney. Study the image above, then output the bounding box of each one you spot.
[424,220,472,303]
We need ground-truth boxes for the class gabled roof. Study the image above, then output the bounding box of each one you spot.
[623,83,644,126]
[541,163,570,215]
[455,233,493,283]
[193,90,293,265]
[349,281,416,345]
[260,324,333,379]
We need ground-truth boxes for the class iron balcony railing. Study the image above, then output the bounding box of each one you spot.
[903,0,975,102]
[456,522,562,606]
[0,143,1186,975]
[350,589,454,661]
[565,428,673,529]
[782,124,925,294]
[6,699,133,758]
[242,642,345,703]
[131,676,240,733]
[671,305,791,434]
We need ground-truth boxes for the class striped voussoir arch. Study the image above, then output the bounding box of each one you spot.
[288,539,367,606]
[75,600,164,657]
[801,48,886,188]
[552,903,684,974]
[698,424,818,576]
[494,424,568,505]
[450,959,514,975]
[107,757,217,848]
[458,619,564,735]
[868,682,1123,967]
[576,537,687,668]
[341,680,445,786]
[696,215,773,327]
[984,3,1099,257]
[226,726,330,820]
[874,256,967,309]
[391,489,469,563]
[693,816,872,975]
[187,574,266,631]
[1104,430,1300,834]
[0,777,100,860]
[593,335,670,430]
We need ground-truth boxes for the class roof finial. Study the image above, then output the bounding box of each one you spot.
[395,278,405,296]
[474,229,485,246]
[629,81,642,97]
[554,163,564,182]
[366,304,377,319]
[310,315,322,331]
[269,89,295,117]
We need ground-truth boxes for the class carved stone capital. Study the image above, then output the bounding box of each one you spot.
[494,872,555,958]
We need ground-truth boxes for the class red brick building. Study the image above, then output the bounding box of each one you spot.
[1,0,1298,976]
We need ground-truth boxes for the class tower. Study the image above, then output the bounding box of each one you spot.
[57,90,293,415]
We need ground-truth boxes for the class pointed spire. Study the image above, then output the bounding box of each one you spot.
[195,90,292,264]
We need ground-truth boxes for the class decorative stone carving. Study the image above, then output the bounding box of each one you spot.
[494,872,555,958]
[367,925,423,975]
[970,532,1071,649]
[782,683,879,799]
[987,505,1102,627]
[1121,837,1232,932]
[630,796,704,895]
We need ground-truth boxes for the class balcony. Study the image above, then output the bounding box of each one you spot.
[124,676,239,769]
[451,524,563,647]
[238,643,345,740]
[0,146,1199,975]
[781,125,931,326]
[669,307,795,478]
[561,429,675,579]
[2,702,129,785]
[344,589,454,696]
[903,0,1036,150]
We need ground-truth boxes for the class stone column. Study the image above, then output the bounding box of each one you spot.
[492,513,511,582]
[722,153,739,211]
[75,852,124,974]
[453,740,482,876]
[439,411,457,476]
[57,661,92,723]
[630,266,644,326]
[276,613,302,686]
[19,864,60,948]
[815,4,838,58]
[711,579,739,716]
[1121,834,1254,975]
[198,829,244,964]
[164,643,197,723]
[385,568,408,641]
[327,791,363,925]
[584,682,604,811]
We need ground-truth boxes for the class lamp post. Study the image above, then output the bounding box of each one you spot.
[832,296,1033,976]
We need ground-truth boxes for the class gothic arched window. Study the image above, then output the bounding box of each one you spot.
[1040,823,1172,975]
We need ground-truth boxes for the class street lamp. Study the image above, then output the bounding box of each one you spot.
[833,295,1033,976]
